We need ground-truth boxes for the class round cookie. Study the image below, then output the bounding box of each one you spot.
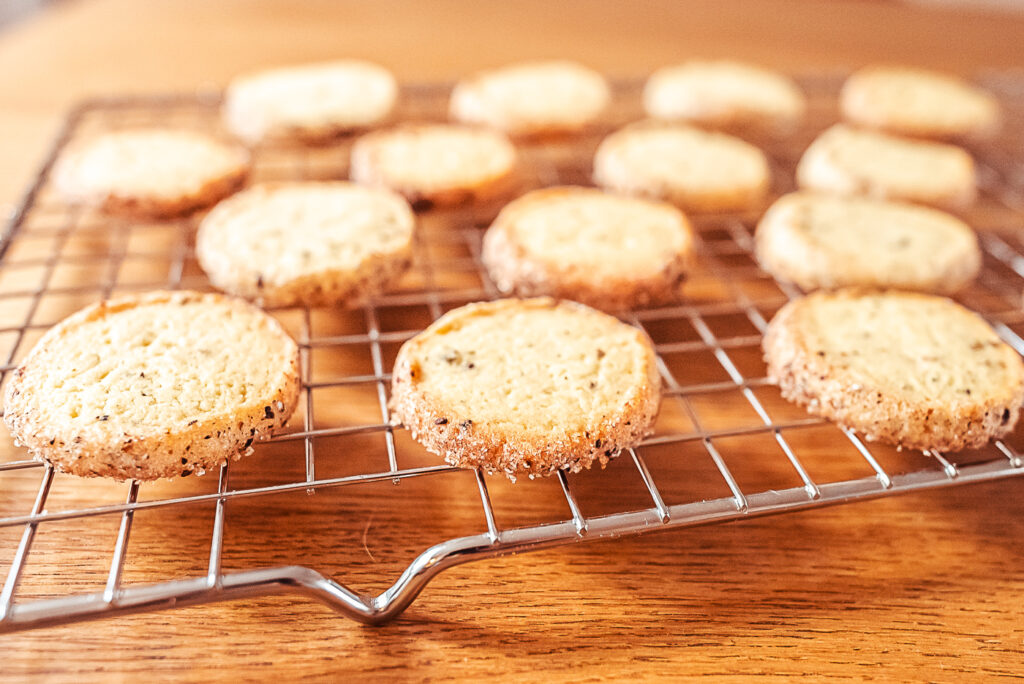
[3,291,300,481]
[450,60,611,136]
[763,289,1024,453]
[389,297,661,479]
[197,182,415,308]
[755,192,981,294]
[223,60,398,144]
[53,129,248,219]
[841,65,1000,140]
[481,187,694,311]
[350,124,518,206]
[593,122,771,213]
[643,59,806,132]
[796,124,977,210]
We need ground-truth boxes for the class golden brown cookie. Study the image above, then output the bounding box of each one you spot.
[53,129,248,219]
[223,60,398,144]
[450,60,611,136]
[644,59,806,133]
[593,122,771,213]
[841,65,1000,140]
[350,124,518,206]
[389,298,662,479]
[764,289,1024,452]
[796,124,977,210]
[755,192,980,294]
[197,182,415,308]
[3,291,300,481]
[482,187,693,311]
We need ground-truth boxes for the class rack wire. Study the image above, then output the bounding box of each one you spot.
[2,75,1024,632]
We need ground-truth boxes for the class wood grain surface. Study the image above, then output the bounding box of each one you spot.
[2,1,1024,681]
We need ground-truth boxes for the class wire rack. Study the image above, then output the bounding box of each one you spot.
[2,75,1024,633]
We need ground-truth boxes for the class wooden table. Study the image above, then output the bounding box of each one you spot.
[3,1,1024,680]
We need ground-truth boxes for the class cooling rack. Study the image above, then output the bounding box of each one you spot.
[2,75,1024,633]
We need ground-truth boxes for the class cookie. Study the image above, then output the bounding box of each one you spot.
[593,122,770,213]
[389,297,661,479]
[223,60,398,144]
[350,124,518,207]
[841,65,1000,140]
[643,59,806,132]
[450,60,611,136]
[764,289,1024,452]
[755,192,981,294]
[3,291,300,481]
[796,124,976,210]
[197,182,415,308]
[481,187,694,311]
[53,129,248,219]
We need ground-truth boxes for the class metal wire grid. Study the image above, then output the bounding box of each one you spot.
[2,76,1024,632]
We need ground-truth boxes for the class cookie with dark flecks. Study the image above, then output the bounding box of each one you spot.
[3,291,300,481]
[763,289,1024,453]
[389,297,662,479]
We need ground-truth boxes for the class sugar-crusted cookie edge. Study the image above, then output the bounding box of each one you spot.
[202,244,413,309]
[3,290,301,481]
[763,289,1024,452]
[388,297,662,478]
[481,187,693,312]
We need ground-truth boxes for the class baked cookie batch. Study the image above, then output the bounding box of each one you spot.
[6,59,1021,484]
